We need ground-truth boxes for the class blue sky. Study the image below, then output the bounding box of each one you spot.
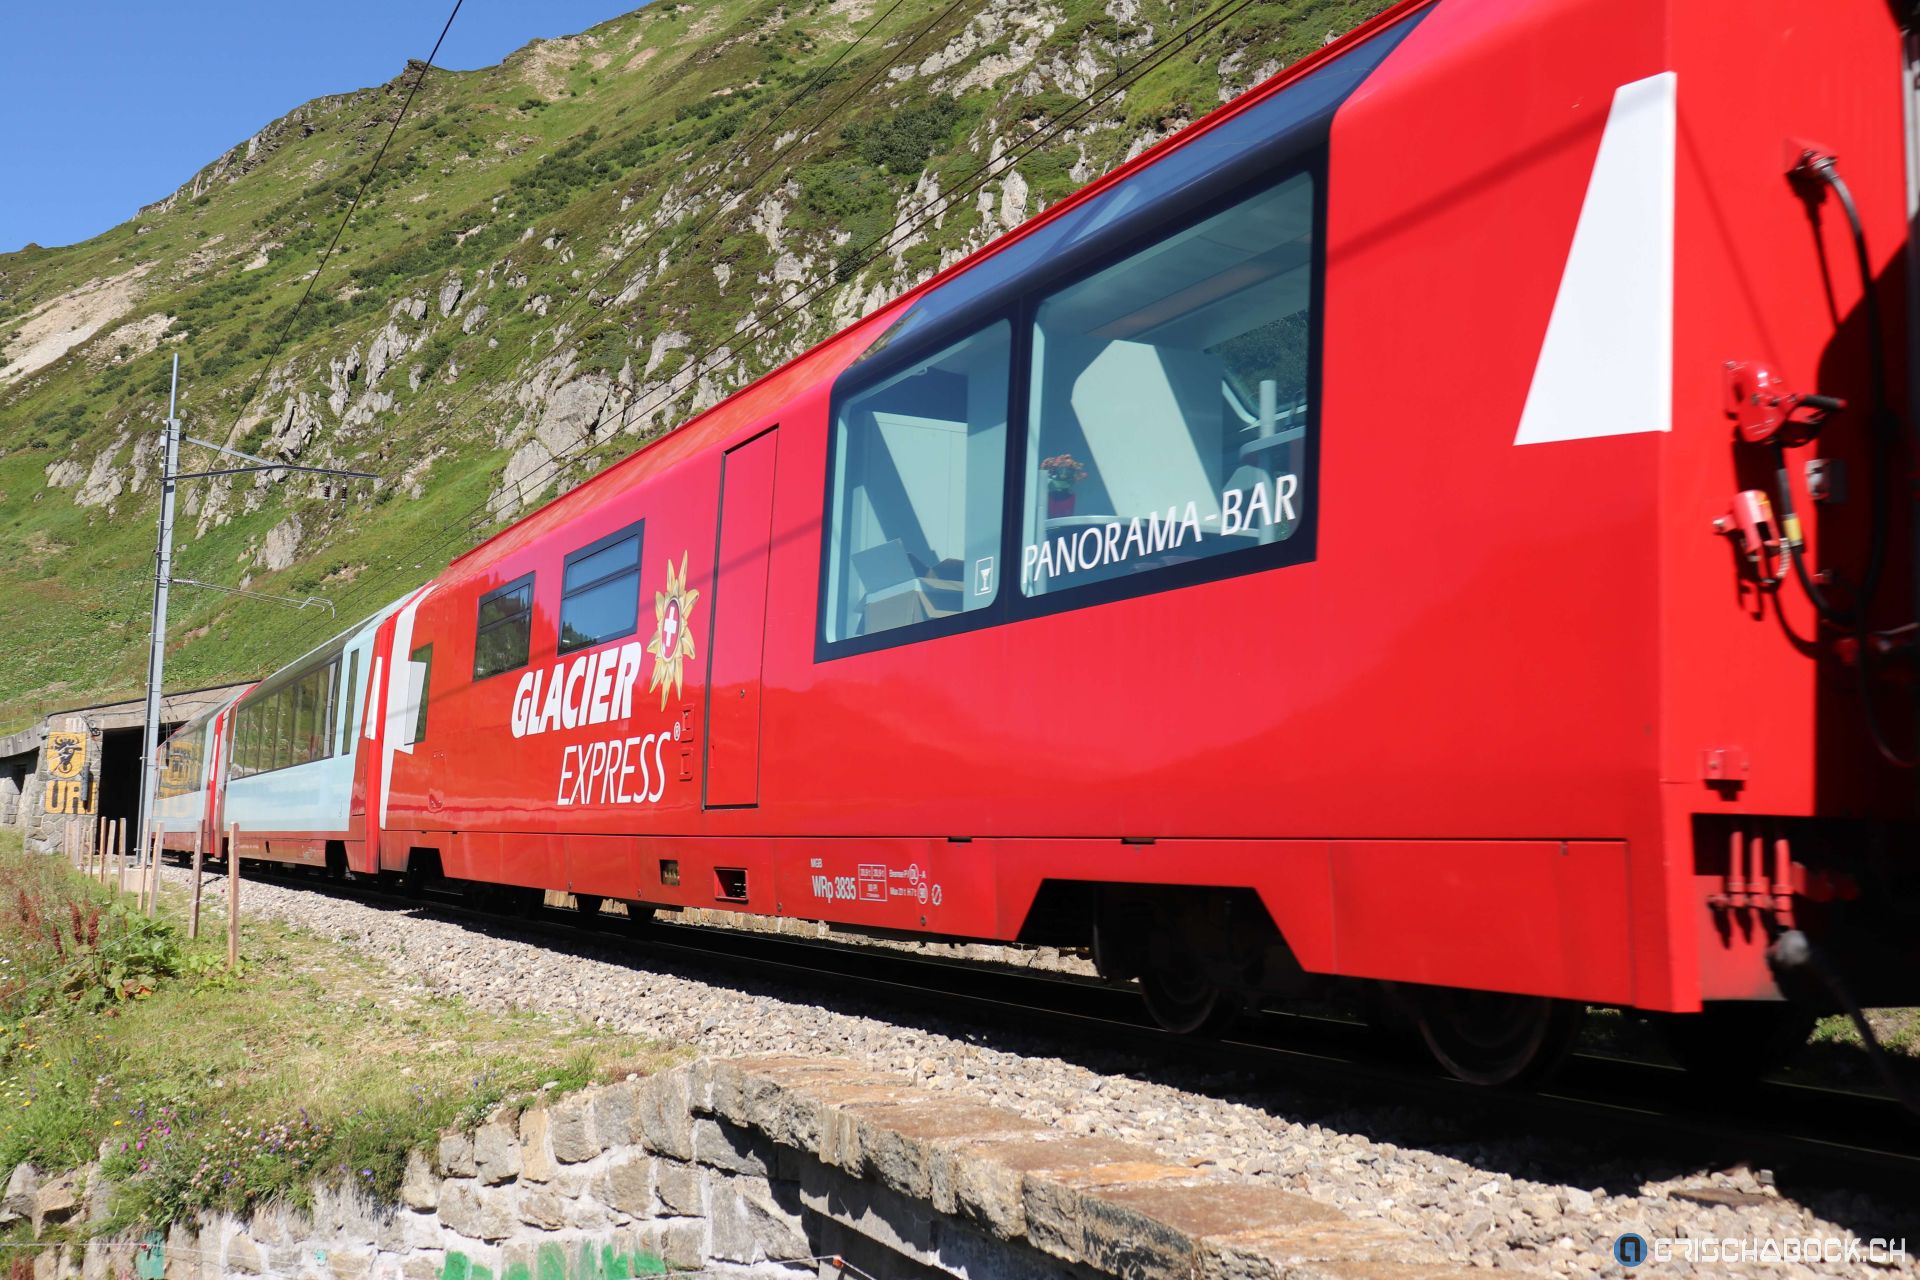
[0,2,644,254]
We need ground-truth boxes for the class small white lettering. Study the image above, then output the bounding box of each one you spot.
[1020,479,1301,589]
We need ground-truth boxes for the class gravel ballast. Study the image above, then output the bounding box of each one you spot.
[164,866,1914,1277]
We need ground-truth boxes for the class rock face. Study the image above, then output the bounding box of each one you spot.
[6,0,1370,727]
[11,1057,1468,1280]
[256,514,303,571]
[0,1162,39,1225]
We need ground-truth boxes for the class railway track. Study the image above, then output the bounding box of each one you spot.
[186,857,1919,1198]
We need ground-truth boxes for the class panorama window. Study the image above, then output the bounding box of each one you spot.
[339,651,360,755]
[559,526,642,653]
[474,574,535,679]
[271,689,293,772]
[824,321,1010,643]
[231,657,343,777]
[1021,172,1316,599]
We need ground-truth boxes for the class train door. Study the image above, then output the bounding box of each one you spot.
[704,427,779,808]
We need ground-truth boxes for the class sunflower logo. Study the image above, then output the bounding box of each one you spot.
[647,552,700,708]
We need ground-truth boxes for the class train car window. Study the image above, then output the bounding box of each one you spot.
[410,644,434,744]
[294,673,318,766]
[248,701,265,775]
[474,573,535,678]
[1021,171,1315,599]
[339,651,360,756]
[559,525,642,654]
[824,321,1010,642]
[272,688,293,773]
[322,662,339,758]
[236,706,255,777]
[251,693,267,773]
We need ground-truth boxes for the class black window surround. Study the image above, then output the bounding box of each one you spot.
[411,644,434,744]
[473,571,536,680]
[805,10,1436,664]
[231,654,344,778]
[558,520,645,655]
[816,155,1328,663]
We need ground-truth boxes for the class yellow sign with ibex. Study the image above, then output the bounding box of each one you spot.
[43,731,93,814]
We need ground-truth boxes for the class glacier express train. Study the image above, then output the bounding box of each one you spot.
[157,0,1919,1084]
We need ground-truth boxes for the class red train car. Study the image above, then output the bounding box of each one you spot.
[227,0,1919,1083]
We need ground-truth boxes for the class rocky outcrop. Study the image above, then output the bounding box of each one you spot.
[255,514,303,572]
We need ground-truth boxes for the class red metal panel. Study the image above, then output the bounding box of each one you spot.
[567,833,640,900]
[1328,841,1634,1002]
[217,0,1914,1019]
[704,429,779,808]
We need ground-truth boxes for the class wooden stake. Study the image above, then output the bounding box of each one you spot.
[188,825,205,941]
[115,819,127,896]
[226,822,240,970]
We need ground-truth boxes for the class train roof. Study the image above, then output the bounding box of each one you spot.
[436,0,1432,592]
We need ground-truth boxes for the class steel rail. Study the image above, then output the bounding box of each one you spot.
[169,857,1920,1195]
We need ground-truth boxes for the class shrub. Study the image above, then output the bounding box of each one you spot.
[844,98,965,175]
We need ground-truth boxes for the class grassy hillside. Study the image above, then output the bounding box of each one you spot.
[0,0,1388,729]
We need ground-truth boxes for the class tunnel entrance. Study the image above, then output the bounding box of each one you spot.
[97,724,177,836]
[0,751,30,826]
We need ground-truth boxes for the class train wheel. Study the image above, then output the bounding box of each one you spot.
[1140,951,1242,1036]
[1404,985,1584,1086]
[575,894,604,926]
[620,901,655,935]
[1655,1004,1813,1082]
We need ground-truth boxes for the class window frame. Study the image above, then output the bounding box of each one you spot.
[339,650,360,756]
[815,149,1328,663]
[557,521,645,655]
[473,571,537,680]
[232,656,346,778]
[818,319,1017,658]
[1012,167,1324,615]
[409,643,434,745]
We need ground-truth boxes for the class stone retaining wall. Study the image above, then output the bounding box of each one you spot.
[12,1055,1477,1279]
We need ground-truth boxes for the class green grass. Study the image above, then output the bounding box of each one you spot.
[0,829,678,1233]
[0,0,1393,732]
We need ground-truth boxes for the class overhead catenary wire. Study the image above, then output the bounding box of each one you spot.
[388,0,1266,571]
[197,0,939,677]
[211,0,965,676]
[220,0,1270,679]
[219,0,466,445]
[157,0,466,685]
[365,0,929,465]
[404,0,1269,563]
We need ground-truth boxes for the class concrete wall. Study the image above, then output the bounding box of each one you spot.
[6,1055,1468,1280]
[0,684,249,855]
